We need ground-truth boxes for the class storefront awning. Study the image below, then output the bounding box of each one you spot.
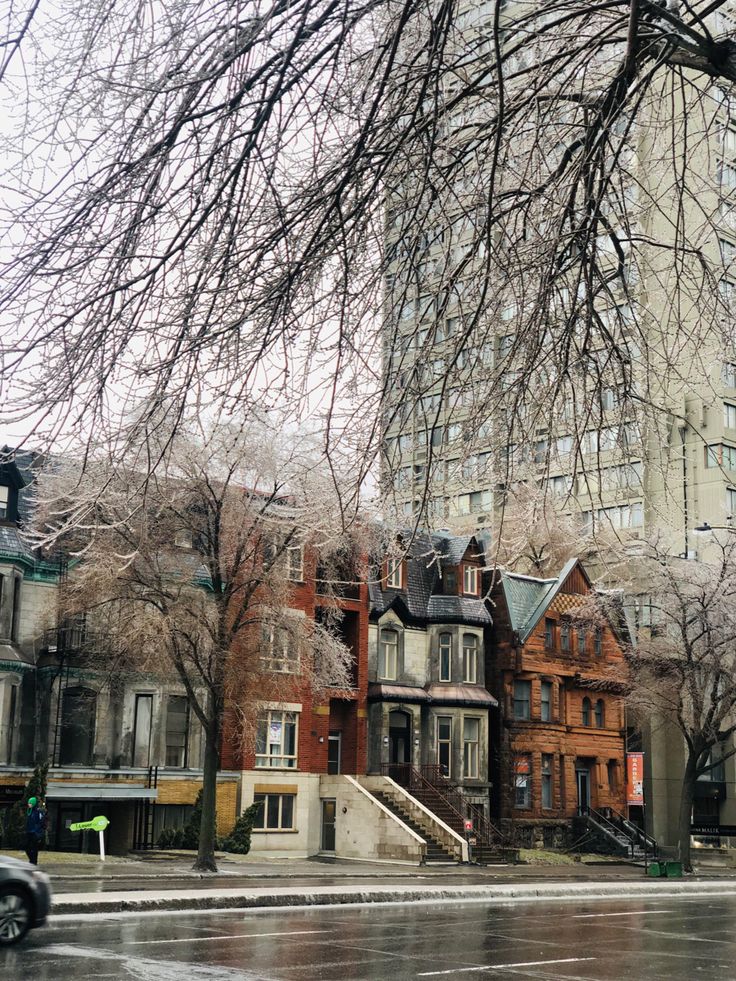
[46,783,157,800]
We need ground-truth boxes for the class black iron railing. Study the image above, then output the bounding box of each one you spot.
[380,763,508,851]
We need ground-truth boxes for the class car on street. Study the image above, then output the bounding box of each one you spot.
[0,854,52,945]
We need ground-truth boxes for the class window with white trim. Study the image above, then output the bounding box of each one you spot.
[286,544,304,582]
[379,628,399,680]
[255,711,298,768]
[0,486,8,521]
[725,403,736,430]
[263,623,299,674]
[252,793,295,830]
[462,633,478,683]
[463,717,480,779]
[386,559,403,589]
[462,565,479,595]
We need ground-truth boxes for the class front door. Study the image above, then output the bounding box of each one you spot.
[576,769,591,814]
[388,711,411,764]
[328,732,341,775]
[321,799,336,852]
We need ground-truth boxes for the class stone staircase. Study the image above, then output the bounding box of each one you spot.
[372,791,456,862]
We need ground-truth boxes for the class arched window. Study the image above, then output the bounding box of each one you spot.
[439,633,452,682]
[379,629,399,680]
[462,634,478,683]
[58,686,97,766]
[581,696,591,727]
[594,699,605,728]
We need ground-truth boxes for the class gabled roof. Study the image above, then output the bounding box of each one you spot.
[370,531,491,626]
[498,558,588,643]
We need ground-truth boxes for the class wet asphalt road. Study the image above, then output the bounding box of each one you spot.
[4,894,736,980]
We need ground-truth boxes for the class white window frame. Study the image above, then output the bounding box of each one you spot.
[378,628,399,680]
[462,565,479,595]
[252,792,296,831]
[255,710,299,769]
[286,544,304,582]
[462,717,480,779]
[0,486,8,521]
[386,559,403,589]
[462,633,478,684]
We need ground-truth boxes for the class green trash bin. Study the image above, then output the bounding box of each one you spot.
[647,861,666,877]
[665,861,683,878]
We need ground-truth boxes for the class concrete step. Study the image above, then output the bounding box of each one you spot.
[373,792,456,862]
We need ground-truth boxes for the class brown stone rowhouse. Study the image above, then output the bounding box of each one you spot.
[487,559,627,849]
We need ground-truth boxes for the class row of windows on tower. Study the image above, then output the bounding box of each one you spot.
[512,681,606,727]
[378,629,480,683]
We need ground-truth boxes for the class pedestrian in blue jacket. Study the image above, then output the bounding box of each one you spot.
[25,796,47,866]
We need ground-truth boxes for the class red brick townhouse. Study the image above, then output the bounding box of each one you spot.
[487,558,627,848]
[224,542,369,856]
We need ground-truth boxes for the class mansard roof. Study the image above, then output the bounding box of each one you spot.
[369,530,491,626]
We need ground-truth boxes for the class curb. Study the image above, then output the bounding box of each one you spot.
[51,878,736,915]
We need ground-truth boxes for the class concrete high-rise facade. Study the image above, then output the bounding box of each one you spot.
[381,1,736,848]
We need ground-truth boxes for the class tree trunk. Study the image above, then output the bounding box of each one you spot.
[677,753,697,873]
[194,719,220,872]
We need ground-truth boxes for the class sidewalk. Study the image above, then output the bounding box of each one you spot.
[19,849,736,915]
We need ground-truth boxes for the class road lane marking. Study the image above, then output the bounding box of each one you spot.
[572,909,676,918]
[126,929,330,945]
[417,957,597,975]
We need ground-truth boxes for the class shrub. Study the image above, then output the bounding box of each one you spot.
[220,802,261,855]
[156,788,211,850]
[2,762,49,849]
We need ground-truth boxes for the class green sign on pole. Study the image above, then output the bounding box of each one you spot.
[70,815,110,833]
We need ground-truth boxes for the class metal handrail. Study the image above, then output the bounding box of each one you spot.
[380,763,508,849]
[581,806,657,858]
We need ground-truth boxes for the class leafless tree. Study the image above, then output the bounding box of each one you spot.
[2,1,736,534]
[29,414,358,871]
[595,535,736,870]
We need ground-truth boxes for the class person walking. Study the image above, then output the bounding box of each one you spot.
[25,796,47,866]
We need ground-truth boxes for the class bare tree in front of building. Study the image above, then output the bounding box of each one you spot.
[30,413,357,871]
[601,536,736,870]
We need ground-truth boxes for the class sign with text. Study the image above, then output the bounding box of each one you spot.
[70,815,110,833]
[0,784,24,805]
[691,824,736,836]
[626,752,644,805]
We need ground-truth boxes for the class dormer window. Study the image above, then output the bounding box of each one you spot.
[462,565,479,596]
[386,559,403,590]
[444,569,457,594]
[0,486,8,520]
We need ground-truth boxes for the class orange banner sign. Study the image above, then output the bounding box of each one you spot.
[626,752,644,805]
